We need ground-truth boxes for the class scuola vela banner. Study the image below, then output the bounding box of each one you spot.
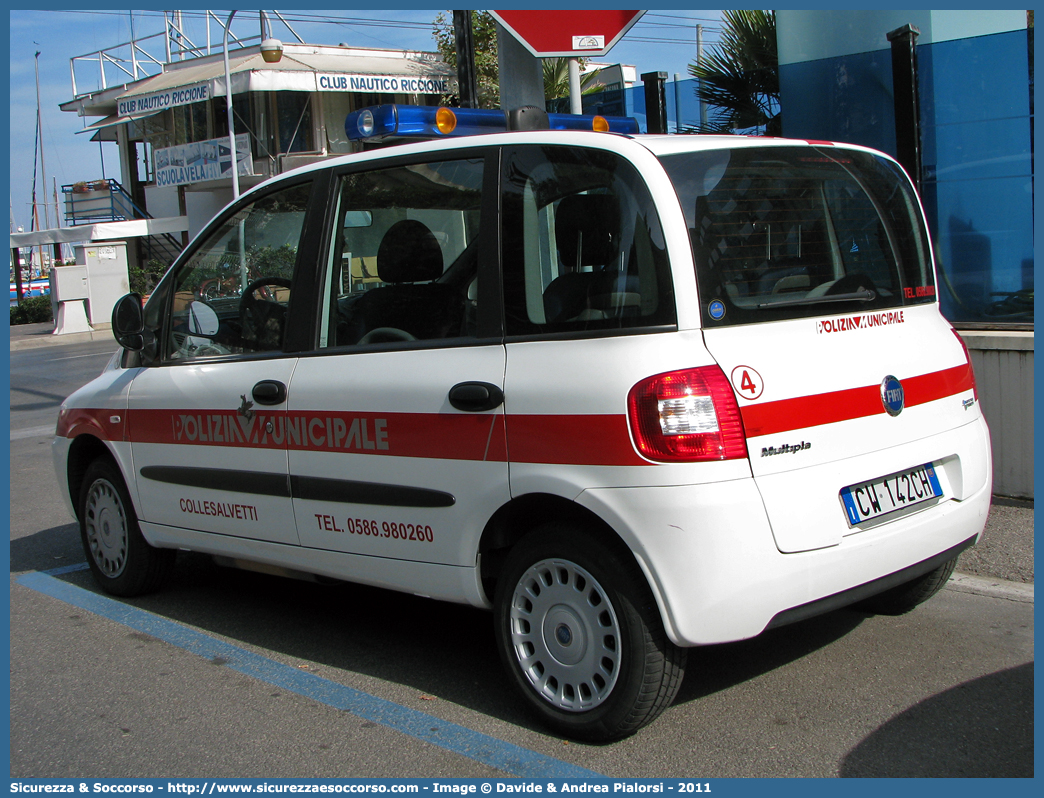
[153,134,253,188]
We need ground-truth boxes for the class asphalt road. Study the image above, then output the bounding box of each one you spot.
[8,335,1035,778]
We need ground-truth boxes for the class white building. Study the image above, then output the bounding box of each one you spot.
[60,14,455,250]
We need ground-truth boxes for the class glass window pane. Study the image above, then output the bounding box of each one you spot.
[321,158,485,348]
[276,92,313,153]
[501,145,675,336]
[164,181,311,359]
[660,146,936,327]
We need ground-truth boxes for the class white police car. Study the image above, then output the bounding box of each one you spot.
[54,105,991,741]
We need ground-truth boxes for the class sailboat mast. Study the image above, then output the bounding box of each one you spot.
[35,50,49,231]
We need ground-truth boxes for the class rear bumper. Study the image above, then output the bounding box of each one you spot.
[578,427,992,646]
[763,533,976,630]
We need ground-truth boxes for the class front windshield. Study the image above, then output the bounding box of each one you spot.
[658,146,936,327]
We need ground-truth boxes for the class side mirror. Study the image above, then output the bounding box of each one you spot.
[111,293,146,351]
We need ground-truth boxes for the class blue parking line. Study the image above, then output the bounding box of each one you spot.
[17,567,603,779]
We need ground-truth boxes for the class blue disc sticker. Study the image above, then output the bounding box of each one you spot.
[881,375,905,416]
[708,299,726,320]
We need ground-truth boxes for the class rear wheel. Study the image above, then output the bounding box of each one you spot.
[78,457,175,597]
[856,556,958,615]
[494,523,686,741]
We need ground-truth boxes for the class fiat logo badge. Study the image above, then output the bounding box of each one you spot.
[881,375,905,416]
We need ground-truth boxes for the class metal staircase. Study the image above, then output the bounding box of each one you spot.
[62,178,184,267]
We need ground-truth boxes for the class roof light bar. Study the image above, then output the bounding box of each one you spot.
[344,104,639,142]
[546,112,637,134]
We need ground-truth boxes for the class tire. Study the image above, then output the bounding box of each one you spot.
[78,457,175,597]
[494,523,686,741]
[855,556,958,616]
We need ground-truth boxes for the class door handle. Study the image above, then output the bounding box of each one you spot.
[252,380,287,406]
[449,382,504,412]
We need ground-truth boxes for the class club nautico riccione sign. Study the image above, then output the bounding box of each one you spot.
[120,73,448,119]
[118,83,210,118]
[317,74,450,94]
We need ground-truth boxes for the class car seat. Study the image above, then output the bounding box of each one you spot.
[544,194,637,323]
[342,218,465,344]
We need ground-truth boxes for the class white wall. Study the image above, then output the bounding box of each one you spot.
[142,183,231,242]
[186,189,235,240]
[143,184,181,220]
[961,331,1034,499]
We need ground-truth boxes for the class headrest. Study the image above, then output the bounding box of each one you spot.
[376,219,443,283]
[555,194,620,270]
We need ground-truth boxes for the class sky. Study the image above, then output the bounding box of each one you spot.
[7,8,723,237]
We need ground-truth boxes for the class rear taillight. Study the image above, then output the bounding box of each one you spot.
[950,327,978,400]
[627,366,748,462]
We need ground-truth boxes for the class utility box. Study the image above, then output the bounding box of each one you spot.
[50,264,91,335]
[74,241,131,328]
[52,265,88,300]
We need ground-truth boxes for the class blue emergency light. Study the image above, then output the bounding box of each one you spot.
[344,104,639,142]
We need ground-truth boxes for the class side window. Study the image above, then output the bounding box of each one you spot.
[501,145,675,337]
[320,158,485,348]
[163,181,312,360]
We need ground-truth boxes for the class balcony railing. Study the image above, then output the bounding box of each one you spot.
[62,178,145,226]
[61,178,184,267]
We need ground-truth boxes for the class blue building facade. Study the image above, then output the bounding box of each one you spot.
[569,12,1033,496]
[776,10,1033,326]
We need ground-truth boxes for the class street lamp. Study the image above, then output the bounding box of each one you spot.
[260,38,284,63]
[222,10,283,199]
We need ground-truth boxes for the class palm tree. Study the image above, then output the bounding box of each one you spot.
[689,10,780,135]
[542,57,597,102]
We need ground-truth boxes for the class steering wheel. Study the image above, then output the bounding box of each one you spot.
[240,276,292,350]
[357,327,417,345]
[190,342,230,357]
[241,276,292,305]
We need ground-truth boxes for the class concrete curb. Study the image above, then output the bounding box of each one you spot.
[947,572,1034,603]
[10,322,114,351]
[10,330,114,351]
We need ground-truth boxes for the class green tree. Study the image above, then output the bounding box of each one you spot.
[688,10,780,135]
[128,258,168,296]
[432,13,598,111]
[433,11,500,109]
[542,57,597,101]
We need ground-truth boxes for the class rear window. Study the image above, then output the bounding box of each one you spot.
[658,146,936,327]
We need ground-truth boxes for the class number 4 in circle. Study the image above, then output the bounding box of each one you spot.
[730,365,764,400]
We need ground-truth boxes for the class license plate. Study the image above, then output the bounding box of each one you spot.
[840,463,943,526]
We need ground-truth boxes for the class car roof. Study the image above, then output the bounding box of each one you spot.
[631,133,885,159]
[242,130,894,202]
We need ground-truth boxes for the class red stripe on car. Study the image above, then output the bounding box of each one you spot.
[741,364,975,438]
[59,407,646,466]
[506,414,648,466]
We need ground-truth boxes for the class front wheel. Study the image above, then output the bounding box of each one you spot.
[78,457,175,597]
[494,524,686,741]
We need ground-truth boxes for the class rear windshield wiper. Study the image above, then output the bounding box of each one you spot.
[757,290,876,309]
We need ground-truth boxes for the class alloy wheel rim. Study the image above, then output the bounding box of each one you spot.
[508,558,621,712]
[84,478,128,578]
